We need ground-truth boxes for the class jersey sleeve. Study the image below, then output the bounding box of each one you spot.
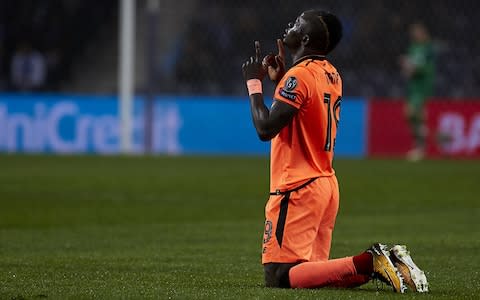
[273,66,312,109]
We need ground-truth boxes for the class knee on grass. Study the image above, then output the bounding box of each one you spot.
[264,263,297,288]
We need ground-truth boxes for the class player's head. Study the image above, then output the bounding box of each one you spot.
[410,23,430,43]
[283,10,342,55]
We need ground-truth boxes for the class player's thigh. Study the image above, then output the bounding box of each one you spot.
[406,94,426,119]
[310,176,340,261]
[262,178,333,263]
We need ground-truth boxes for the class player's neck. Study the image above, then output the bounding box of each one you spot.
[292,48,325,65]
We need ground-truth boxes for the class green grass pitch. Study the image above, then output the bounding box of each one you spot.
[0,155,479,299]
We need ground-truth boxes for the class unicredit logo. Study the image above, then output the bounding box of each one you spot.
[0,100,182,153]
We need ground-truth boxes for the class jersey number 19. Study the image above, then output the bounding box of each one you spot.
[323,93,341,152]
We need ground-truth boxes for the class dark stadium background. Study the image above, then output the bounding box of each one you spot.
[1,0,479,96]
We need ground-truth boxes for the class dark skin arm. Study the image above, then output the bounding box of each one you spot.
[242,41,298,141]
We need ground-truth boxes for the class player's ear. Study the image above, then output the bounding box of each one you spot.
[302,34,310,46]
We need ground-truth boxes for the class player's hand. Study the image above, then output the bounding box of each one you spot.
[399,55,415,77]
[242,41,267,81]
[262,39,286,83]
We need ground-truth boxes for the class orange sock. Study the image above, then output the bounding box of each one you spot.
[289,257,359,288]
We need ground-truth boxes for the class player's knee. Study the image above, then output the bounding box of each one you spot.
[408,111,422,126]
[264,263,297,288]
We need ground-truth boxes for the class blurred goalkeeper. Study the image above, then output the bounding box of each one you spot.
[241,10,428,292]
[400,23,435,161]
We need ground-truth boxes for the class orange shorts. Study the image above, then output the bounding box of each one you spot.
[261,176,339,264]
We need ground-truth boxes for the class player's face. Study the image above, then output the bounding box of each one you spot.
[410,24,428,42]
[283,14,308,49]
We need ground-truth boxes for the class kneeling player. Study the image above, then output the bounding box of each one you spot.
[241,10,428,292]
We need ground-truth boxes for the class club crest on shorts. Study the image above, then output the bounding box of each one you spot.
[263,220,273,244]
[284,76,297,91]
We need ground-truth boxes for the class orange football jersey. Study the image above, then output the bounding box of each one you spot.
[271,56,342,191]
